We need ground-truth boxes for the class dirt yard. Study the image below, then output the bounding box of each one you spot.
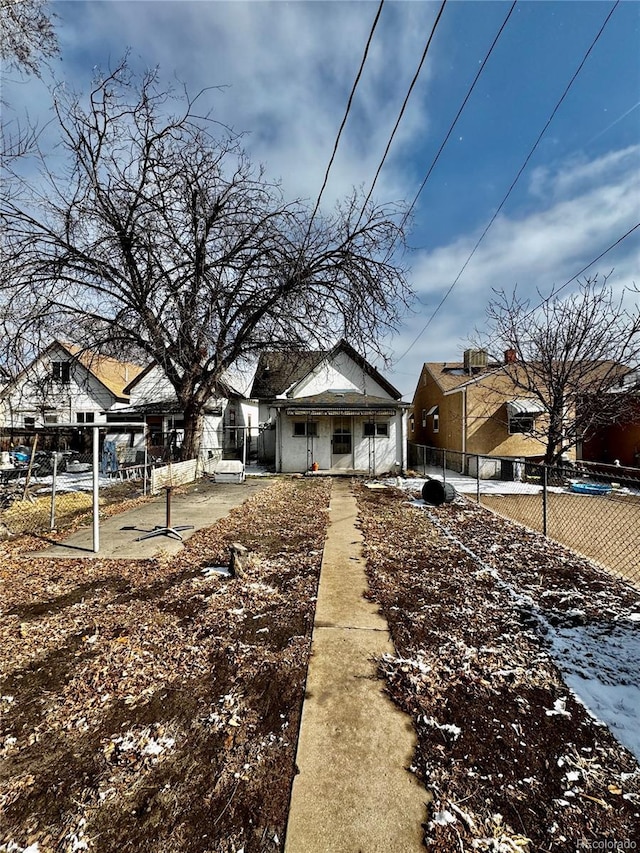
[0,478,331,853]
[478,490,640,586]
[1,477,639,852]
[357,483,640,851]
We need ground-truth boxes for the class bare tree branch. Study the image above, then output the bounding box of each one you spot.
[1,61,413,457]
[477,276,640,463]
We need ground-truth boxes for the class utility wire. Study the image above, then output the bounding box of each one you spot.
[308,0,385,230]
[401,1,517,233]
[394,0,620,365]
[354,0,447,232]
[513,220,640,326]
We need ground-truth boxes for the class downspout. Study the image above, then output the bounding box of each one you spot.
[401,408,407,474]
[461,387,467,457]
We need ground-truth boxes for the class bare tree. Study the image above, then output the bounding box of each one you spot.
[481,276,640,464]
[0,0,58,76]
[0,62,413,458]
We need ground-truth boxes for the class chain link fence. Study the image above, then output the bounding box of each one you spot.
[0,427,238,539]
[0,429,151,539]
[408,443,640,587]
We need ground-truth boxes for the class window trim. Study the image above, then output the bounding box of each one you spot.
[508,414,535,435]
[52,361,71,384]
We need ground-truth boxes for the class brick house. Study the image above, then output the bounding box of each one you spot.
[410,349,552,471]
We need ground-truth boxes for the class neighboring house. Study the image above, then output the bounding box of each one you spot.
[0,341,143,437]
[250,339,408,475]
[580,368,640,467]
[411,349,552,474]
[110,363,258,460]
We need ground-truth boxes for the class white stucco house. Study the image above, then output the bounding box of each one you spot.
[250,340,408,475]
[109,362,258,461]
[0,341,143,436]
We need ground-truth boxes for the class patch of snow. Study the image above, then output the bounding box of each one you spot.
[545,697,571,717]
[421,507,640,762]
[431,809,456,826]
[0,845,40,853]
[544,619,640,760]
[423,716,462,740]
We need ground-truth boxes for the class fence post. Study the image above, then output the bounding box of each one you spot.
[476,454,480,504]
[542,464,548,536]
[49,451,58,530]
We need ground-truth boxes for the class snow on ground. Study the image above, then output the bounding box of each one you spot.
[402,466,640,497]
[32,470,117,492]
[544,616,640,761]
[387,472,640,763]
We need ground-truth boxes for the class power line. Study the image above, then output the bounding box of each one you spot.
[308,0,385,229]
[516,221,640,324]
[355,0,447,231]
[394,0,620,365]
[401,1,517,232]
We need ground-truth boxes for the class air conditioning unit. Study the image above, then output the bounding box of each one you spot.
[463,349,488,371]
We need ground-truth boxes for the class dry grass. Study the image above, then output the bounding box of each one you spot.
[479,490,640,587]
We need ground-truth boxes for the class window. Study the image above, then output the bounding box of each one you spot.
[422,408,427,427]
[52,361,71,383]
[363,421,389,437]
[76,412,95,424]
[23,416,35,428]
[509,415,534,435]
[506,399,543,435]
[293,421,318,437]
[44,413,58,424]
[427,405,439,433]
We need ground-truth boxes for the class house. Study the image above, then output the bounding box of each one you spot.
[250,340,408,475]
[0,341,143,442]
[411,349,551,475]
[109,363,259,461]
[580,368,640,467]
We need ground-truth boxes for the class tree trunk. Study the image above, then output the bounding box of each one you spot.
[181,404,205,461]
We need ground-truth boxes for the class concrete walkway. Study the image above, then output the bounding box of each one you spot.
[285,479,427,853]
[33,478,271,559]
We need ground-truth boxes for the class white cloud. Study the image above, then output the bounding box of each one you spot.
[386,146,640,393]
[47,0,439,207]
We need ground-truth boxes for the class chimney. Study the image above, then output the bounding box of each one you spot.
[504,348,517,364]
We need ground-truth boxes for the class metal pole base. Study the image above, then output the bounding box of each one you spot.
[136,485,193,541]
[136,525,194,542]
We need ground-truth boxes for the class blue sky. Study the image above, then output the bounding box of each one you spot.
[3,0,640,398]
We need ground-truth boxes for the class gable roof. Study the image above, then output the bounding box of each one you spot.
[421,361,507,395]
[1,341,144,403]
[251,339,402,401]
[250,350,328,398]
[421,359,634,399]
[124,361,250,400]
[58,343,144,401]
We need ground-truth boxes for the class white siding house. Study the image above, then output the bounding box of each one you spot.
[0,341,142,431]
[112,363,258,461]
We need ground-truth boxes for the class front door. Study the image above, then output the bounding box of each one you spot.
[332,416,352,469]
